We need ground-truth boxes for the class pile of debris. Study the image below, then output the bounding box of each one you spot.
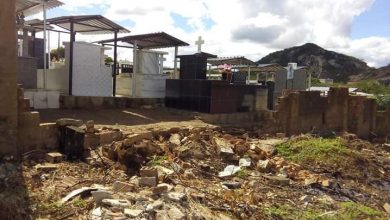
[13,122,390,219]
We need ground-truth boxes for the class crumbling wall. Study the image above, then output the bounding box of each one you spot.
[275,87,389,138]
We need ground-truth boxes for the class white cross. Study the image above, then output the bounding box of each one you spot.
[195,36,204,53]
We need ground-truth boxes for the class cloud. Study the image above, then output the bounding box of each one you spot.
[42,0,390,68]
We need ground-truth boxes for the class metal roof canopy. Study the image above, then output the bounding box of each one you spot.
[16,0,63,17]
[28,15,130,34]
[238,64,286,72]
[207,56,256,66]
[29,15,130,96]
[97,32,189,49]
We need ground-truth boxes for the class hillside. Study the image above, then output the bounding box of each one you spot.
[353,65,390,85]
[258,43,373,82]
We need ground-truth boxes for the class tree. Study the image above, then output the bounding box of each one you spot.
[50,47,65,61]
[105,56,114,64]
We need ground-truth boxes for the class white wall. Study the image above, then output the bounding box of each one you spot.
[65,42,113,97]
[37,62,68,93]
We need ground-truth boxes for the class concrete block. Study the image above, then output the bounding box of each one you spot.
[139,177,157,187]
[33,91,48,109]
[18,111,40,128]
[140,167,158,178]
[47,91,60,109]
[46,152,65,163]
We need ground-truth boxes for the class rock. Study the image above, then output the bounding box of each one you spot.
[35,163,58,172]
[45,152,65,163]
[304,177,318,186]
[214,137,234,157]
[112,181,135,192]
[321,179,335,187]
[140,167,158,178]
[91,190,113,204]
[300,195,313,203]
[139,177,157,187]
[169,133,182,145]
[218,165,241,178]
[156,210,170,220]
[123,132,153,147]
[164,192,186,203]
[60,187,97,204]
[152,184,169,195]
[146,200,164,212]
[124,209,143,218]
[91,207,102,220]
[102,199,130,209]
[221,181,242,189]
[383,203,390,214]
[258,144,277,157]
[277,166,289,178]
[262,175,290,186]
[56,118,83,127]
[239,157,251,167]
[256,159,271,172]
[85,120,95,133]
[168,206,186,220]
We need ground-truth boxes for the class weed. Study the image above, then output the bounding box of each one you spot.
[147,155,168,166]
[236,168,249,178]
[72,199,87,208]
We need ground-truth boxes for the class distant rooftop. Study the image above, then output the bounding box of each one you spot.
[207,57,256,66]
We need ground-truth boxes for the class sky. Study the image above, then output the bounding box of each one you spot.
[32,0,390,68]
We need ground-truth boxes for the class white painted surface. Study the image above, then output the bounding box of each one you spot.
[37,62,68,93]
[65,42,112,97]
[135,74,168,98]
[25,90,60,109]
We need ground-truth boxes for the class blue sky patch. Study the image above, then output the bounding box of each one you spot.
[171,12,195,33]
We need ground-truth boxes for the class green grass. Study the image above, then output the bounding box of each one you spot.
[72,199,87,208]
[147,155,168,167]
[276,137,357,169]
[236,168,249,178]
[264,202,387,220]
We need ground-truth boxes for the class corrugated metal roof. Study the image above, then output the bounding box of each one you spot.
[97,32,189,49]
[16,0,63,17]
[28,15,130,35]
[98,32,189,49]
[207,57,256,66]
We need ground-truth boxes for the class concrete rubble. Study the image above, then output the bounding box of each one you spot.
[4,123,389,219]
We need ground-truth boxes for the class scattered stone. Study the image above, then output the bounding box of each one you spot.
[214,137,234,157]
[168,206,186,220]
[85,120,95,133]
[60,187,97,204]
[164,192,186,203]
[221,181,242,189]
[35,163,58,172]
[102,199,130,209]
[300,195,313,203]
[258,144,277,157]
[112,181,135,192]
[56,118,83,127]
[277,166,289,178]
[146,200,164,212]
[383,203,390,214]
[123,132,153,147]
[256,159,271,172]
[218,165,241,178]
[156,210,170,220]
[91,190,113,204]
[45,152,65,163]
[140,167,158,178]
[262,175,290,186]
[321,179,335,188]
[169,133,182,145]
[91,207,102,220]
[152,184,169,195]
[155,166,174,176]
[139,177,157,187]
[124,209,143,218]
[239,157,251,167]
[304,177,318,186]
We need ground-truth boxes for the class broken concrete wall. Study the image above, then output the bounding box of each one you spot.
[0,0,18,155]
[276,87,389,138]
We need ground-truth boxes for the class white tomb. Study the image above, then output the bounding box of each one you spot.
[133,49,168,98]
[64,42,112,97]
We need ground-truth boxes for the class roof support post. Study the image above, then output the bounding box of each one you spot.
[113,30,118,97]
[43,2,47,89]
[173,46,178,79]
[68,20,75,95]
[132,41,137,98]
[248,66,251,84]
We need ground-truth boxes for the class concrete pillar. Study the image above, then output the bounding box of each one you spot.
[0,0,18,155]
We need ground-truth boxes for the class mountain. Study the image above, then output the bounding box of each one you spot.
[257,43,373,82]
[353,64,390,85]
